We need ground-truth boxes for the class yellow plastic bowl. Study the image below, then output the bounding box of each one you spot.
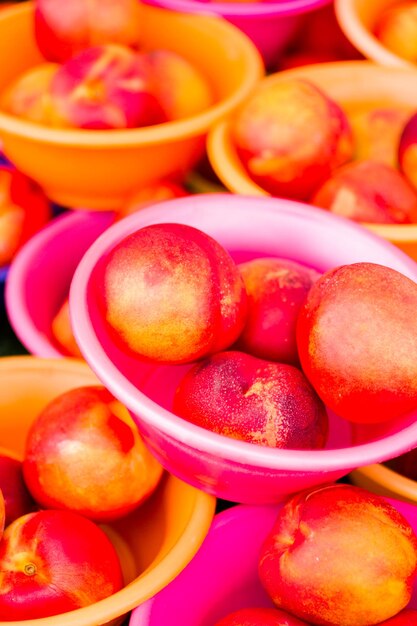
[0,356,215,626]
[335,0,416,69]
[207,59,417,262]
[351,462,417,506]
[0,2,263,210]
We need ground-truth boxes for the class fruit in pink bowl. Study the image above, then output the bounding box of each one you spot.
[311,160,417,225]
[49,44,166,130]
[236,257,320,364]
[0,509,123,620]
[34,0,142,63]
[297,262,417,424]
[0,62,59,125]
[173,350,328,450]
[144,50,214,121]
[230,78,354,201]
[215,606,310,625]
[23,385,164,522]
[259,483,417,626]
[0,451,36,526]
[96,222,248,364]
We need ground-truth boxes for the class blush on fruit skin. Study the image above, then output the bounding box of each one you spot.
[231,78,354,201]
[1,63,59,125]
[0,453,36,526]
[236,257,321,364]
[144,50,214,121]
[173,350,328,450]
[215,606,311,625]
[374,2,417,63]
[311,160,417,225]
[297,262,417,424]
[35,0,142,63]
[0,166,51,267]
[49,44,166,130]
[0,509,123,620]
[23,386,164,522]
[349,107,410,167]
[258,483,417,626]
[377,609,417,624]
[0,491,4,541]
[97,223,248,364]
[399,112,417,192]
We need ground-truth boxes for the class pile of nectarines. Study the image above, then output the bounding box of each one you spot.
[0,0,214,130]
[217,484,417,626]
[94,220,417,450]
[230,75,417,226]
[0,384,163,619]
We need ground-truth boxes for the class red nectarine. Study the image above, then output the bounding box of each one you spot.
[297,262,417,424]
[215,607,310,625]
[97,223,248,364]
[259,483,417,626]
[173,350,328,449]
[374,1,417,63]
[23,386,164,521]
[0,451,36,526]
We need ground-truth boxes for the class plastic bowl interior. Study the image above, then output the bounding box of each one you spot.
[0,356,215,626]
[70,192,417,504]
[141,0,330,69]
[5,210,115,357]
[207,60,417,263]
[335,0,417,68]
[131,497,417,625]
[0,2,263,210]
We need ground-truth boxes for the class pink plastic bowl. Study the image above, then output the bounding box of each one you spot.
[70,193,417,504]
[5,210,114,357]
[130,496,417,625]
[141,0,330,68]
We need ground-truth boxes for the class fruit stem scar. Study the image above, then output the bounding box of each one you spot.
[24,563,37,576]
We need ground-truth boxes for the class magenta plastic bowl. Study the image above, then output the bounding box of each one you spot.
[5,209,114,357]
[141,0,331,68]
[130,496,417,625]
[70,193,417,504]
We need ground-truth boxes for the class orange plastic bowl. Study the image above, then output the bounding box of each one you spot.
[0,2,263,210]
[335,0,417,68]
[0,356,216,626]
[207,60,417,263]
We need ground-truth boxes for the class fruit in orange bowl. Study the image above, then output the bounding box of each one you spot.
[0,2,263,210]
[0,355,215,626]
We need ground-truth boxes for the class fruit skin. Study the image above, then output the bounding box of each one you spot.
[0,166,51,267]
[23,386,164,522]
[377,609,417,624]
[49,44,166,130]
[173,350,328,450]
[114,180,188,221]
[231,78,354,201]
[145,50,214,121]
[0,63,59,125]
[236,257,320,364]
[97,223,248,364]
[51,296,84,358]
[258,483,417,626]
[0,490,4,540]
[0,453,36,526]
[311,160,417,224]
[215,606,310,625]
[0,509,123,620]
[34,0,142,63]
[296,262,417,424]
[374,1,417,63]
[399,112,417,191]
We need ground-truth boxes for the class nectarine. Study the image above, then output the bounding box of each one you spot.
[215,607,310,625]
[173,350,328,449]
[297,262,417,423]
[23,386,163,521]
[0,452,36,526]
[259,483,417,626]
[97,223,248,364]
[51,296,84,358]
[374,1,417,63]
